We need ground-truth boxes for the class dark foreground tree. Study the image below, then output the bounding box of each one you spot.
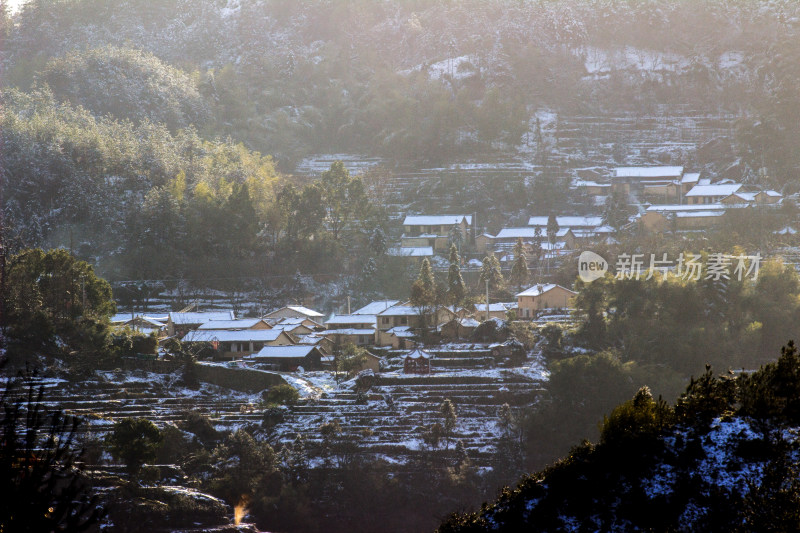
[0,377,103,531]
[106,417,163,476]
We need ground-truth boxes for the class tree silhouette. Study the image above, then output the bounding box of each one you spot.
[0,376,104,532]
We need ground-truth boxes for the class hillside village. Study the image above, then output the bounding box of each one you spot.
[8,0,800,530]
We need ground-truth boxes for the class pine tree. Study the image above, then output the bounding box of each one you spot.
[411,258,437,331]
[447,244,466,307]
[510,238,529,291]
[440,398,457,449]
[479,254,505,292]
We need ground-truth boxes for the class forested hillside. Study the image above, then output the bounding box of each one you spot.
[439,342,800,532]
[3,0,800,283]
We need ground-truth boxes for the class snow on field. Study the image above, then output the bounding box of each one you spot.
[580,46,691,77]
[399,55,479,81]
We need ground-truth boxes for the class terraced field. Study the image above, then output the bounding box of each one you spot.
[2,348,547,468]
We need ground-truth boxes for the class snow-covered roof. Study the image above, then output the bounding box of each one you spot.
[613,166,683,178]
[777,226,798,235]
[646,204,727,213]
[248,346,319,359]
[321,328,376,336]
[182,329,289,343]
[388,247,434,257]
[387,326,415,337]
[197,318,268,330]
[458,318,481,328]
[495,227,570,240]
[111,313,168,324]
[681,172,701,184]
[764,190,783,197]
[405,348,432,360]
[685,183,743,197]
[573,180,611,188]
[403,215,472,226]
[674,210,726,218]
[297,334,330,345]
[284,305,324,317]
[378,305,419,316]
[325,314,377,326]
[728,192,757,202]
[271,323,311,333]
[528,216,604,228]
[169,311,235,325]
[352,300,400,315]
[274,316,323,327]
[516,283,576,298]
[474,303,509,312]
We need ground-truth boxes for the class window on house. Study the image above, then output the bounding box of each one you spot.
[401,317,407,325]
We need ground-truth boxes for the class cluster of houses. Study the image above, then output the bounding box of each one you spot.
[391,167,785,264]
[591,166,783,233]
[111,283,577,374]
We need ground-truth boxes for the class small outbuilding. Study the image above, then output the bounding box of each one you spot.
[403,348,432,374]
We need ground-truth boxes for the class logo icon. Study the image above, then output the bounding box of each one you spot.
[578,251,608,283]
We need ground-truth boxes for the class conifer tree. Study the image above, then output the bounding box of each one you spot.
[447,244,466,307]
[440,398,458,449]
[411,258,437,331]
[510,238,529,291]
[479,254,505,292]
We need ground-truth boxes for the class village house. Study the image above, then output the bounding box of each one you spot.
[347,351,382,374]
[516,284,577,318]
[639,204,727,233]
[403,348,432,374]
[351,300,401,315]
[721,190,783,206]
[401,214,473,252]
[297,333,335,354]
[528,215,605,233]
[270,316,324,329]
[325,314,377,330]
[684,183,743,205]
[376,304,422,333]
[680,172,701,195]
[475,233,495,254]
[263,305,324,322]
[439,317,481,340]
[377,326,418,350]
[271,321,316,338]
[111,314,167,337]
[244,345,324,371]
[166,310,236,337]
[474,303,513,321]
[197,318,272,331]
[182,328,296,359]
[641,180,681,204]
[388,246,435,258]
[322,328,376,347]
[612,166,684,191]
[573,179,612,196]
[494,227,576,250]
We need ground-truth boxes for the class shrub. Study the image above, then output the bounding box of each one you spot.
[265,384,300,406]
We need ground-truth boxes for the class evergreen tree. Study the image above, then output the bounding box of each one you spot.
[510,238,529,291]
[603,190,633,232]
[319,161,367,240]
[105,418,163,476]
[479,254,505,293]
[410,258,437,331]
[369,227,387,257]
[447,244,466,307]
[440,398,458,449]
